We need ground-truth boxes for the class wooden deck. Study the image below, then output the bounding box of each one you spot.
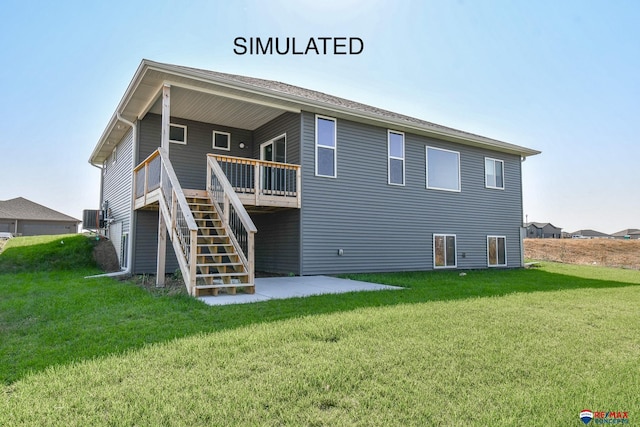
[131,150,299,296]
[134,153,301,211]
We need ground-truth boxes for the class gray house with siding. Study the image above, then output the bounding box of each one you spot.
[0,197,80,236]
[525,222,562,238]
[89,59,540,296]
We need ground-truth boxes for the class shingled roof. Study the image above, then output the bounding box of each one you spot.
[90,60,541,165]
[0,197,80,222]
[611,228,640,237]
[170,63,507,146]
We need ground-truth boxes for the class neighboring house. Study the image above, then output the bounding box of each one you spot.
[570,229,612,239]
[0,197,80,236]
[611,229,640,240]
[525,222,562,238]
[88,59,540,295]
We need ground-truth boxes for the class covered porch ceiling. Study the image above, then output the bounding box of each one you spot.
[145,85,289,130]
[91,67,301,165]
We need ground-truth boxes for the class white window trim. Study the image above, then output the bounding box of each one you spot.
[388,130,405,186]
[112,146,117,165]
[433,233,457,269]
[121,232,129,269]
[425,146,461,192]
[487,235,508,267]
[212,130,231,151]
[485,157,505,190]
[260,133,287,163]
[169,123,187,145]
[315,114,337,178]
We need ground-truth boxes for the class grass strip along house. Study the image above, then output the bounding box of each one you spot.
[88,59,540,296]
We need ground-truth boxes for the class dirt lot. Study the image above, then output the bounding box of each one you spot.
[524,238,640,270]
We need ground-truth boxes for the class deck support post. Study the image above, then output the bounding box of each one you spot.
[161,83,171,154]
[156,210,167,287]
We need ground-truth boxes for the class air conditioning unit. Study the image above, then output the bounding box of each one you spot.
[83,209,106,230]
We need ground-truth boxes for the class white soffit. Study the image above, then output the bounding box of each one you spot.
[146,87,290,130]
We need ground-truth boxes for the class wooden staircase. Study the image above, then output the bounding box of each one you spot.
[187,194,255,296]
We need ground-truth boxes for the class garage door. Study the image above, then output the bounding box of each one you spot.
[0,222,10,232]
[20,222,74,236]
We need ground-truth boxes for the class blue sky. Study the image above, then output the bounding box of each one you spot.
[0,0,638,234]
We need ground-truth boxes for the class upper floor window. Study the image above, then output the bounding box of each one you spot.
[485,157,504,189]
[213,131,231,151]
[426,146,460,192]
[388,131,405,185]
[169,123,187,144]
[315,115,337,177]
[112,146,117,164]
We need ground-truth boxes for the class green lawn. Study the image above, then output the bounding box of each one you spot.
[1,235,639,426]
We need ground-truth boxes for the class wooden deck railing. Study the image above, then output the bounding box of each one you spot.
[208,154,301,208]
[133,148,198,294]
[207,156,257,286]
[133,150,162,207]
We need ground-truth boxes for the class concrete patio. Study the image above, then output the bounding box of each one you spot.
[198,275,402,306]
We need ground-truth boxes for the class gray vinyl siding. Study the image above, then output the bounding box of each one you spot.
[299,112,524,275]
[131,209,179,274]
[253,209,300,274]
[102,128,133,257]
[139,113,254,190]
[253,112,301,164]
[253,112,302,273]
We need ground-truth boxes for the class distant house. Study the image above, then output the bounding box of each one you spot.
[570,229,611,239]
[611,229,640,240]
[0,197,80,236]
[525,222,562,239]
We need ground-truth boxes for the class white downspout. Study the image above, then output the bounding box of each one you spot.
[86,113,136,279]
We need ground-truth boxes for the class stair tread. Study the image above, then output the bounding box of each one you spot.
[197,262,243,267]
[196,272,249,278]
[195,283,253,289]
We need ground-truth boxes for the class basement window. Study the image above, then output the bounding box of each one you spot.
[213,131,231,151]
[487,236,507,267]
[434,234,457,268]
[169,124,187,144]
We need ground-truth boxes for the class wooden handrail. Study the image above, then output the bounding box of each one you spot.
[208,153,300,170]
[133,149,161,172]
[158,148,198,232]
[207,156,257,233]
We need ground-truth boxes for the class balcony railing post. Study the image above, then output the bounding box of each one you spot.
[189,229,197,295]
[296,166,302,208]
[254,162,260,205]
[143,162,149,205]
[248,232,255,285]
